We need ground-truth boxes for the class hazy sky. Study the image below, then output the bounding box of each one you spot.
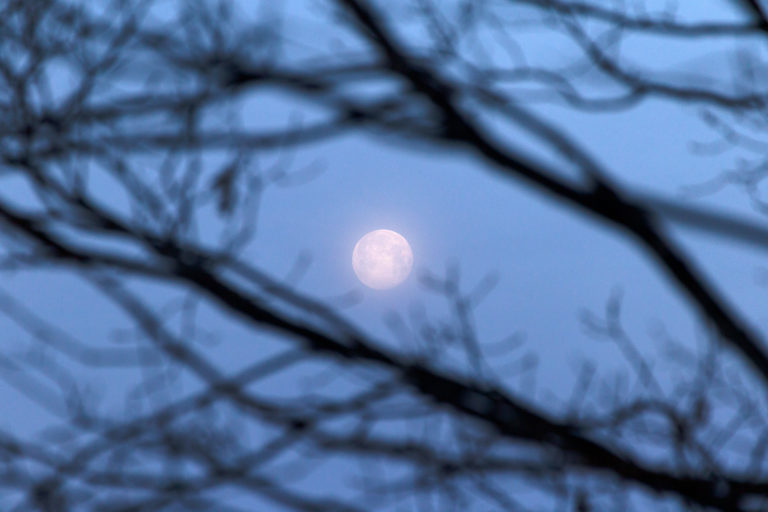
[1,0,767,509]
[1,0,761,450]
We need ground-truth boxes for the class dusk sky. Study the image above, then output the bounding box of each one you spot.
[1,0,768,510]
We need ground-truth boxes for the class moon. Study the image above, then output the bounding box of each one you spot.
[352,229,413,289]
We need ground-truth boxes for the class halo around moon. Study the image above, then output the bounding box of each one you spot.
[352,230,413,289]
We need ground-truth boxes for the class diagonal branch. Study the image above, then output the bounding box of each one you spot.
[335,0,768,396]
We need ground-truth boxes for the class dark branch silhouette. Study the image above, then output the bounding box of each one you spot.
[1,0,768,510]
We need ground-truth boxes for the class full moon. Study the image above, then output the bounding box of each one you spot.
[352,229,413,289]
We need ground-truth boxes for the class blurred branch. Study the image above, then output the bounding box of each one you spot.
[1,0,768,510]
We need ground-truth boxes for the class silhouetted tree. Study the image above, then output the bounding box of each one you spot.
[2,0,768,510]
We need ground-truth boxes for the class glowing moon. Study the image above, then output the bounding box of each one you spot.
[352,229,413,289]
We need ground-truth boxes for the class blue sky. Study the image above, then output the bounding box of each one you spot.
[1,0,767,509]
